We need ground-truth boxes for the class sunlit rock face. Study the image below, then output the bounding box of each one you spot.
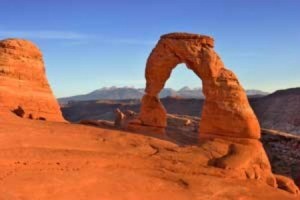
[0,38,64,122]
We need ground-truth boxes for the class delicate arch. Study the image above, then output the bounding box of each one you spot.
[138,33,260,139]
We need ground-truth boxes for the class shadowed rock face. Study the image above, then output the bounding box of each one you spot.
[138,32,260,139]
[0,39,64,122]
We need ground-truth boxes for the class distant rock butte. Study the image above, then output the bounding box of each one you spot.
[0,39,64,122]
[251,87,300,134]
[125,32,299,193]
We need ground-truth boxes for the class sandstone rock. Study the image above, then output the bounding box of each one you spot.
[0,39,64,122]
[124,32,300,192]
[138,94,167,133]
[0,112,298,199]
[79,119,115,128]
[134,32,260,139]
[210,138,276,185]
[166,114,198,133]
[275,174,300,195]
[127,122,166,135]
[167,114,192,127]
[124,110,137,118]
[114,108,125,128]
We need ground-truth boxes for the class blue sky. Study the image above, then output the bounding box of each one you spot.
[0,0,299,97]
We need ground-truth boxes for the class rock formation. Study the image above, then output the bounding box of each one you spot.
[129,32,260,139]
[0,38,64,122]
[126,32,299,193]
[114,108,125,128]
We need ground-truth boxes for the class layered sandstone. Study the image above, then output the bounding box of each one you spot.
[0,39,64,122]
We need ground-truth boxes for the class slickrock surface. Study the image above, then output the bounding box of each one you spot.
[135,32,260,139]
[79,111,300,188]
[0,39,64,122]
[0,109,298,200]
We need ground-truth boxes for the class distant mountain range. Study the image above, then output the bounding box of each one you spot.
[58,86,269,104]
[61,87,300,135]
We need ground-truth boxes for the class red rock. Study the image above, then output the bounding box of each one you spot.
[275,174,300,195]
[139,94,167,128]
[123,33,300,191]
[0,111,298,199]
[135,32,260,139]
[114,108,125,128]
[0,39,64,122]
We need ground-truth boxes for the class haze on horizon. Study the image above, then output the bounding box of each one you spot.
[0,0,299,98]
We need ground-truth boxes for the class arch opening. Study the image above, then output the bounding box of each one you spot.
[160,63,203,98]
[159,64,204,137]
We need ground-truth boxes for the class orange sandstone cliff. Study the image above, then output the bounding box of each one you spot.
[0,39,64,122]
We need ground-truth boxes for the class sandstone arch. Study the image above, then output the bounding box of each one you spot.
[138,33,260,139]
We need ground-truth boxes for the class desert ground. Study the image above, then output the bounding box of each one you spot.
[0,109,299,200]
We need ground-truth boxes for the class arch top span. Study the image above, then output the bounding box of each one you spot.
[160,32,214,47]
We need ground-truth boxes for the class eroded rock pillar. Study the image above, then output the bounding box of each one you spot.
[0,39,65,122]
[139,39,181,131]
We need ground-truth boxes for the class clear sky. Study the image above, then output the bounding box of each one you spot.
[0,0,299,97]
